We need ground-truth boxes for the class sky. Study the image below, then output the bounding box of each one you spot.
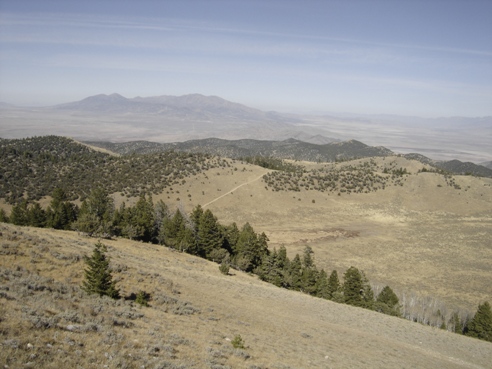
[0,0,491,117]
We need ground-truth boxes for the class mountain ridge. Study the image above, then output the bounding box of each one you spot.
[84,137,492,177]
[1,93,490,163]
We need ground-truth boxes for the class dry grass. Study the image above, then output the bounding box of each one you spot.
[1,222,491,369]
[162,157,491,313]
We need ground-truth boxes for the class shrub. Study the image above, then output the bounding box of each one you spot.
[231,334,245,349]
[219,262,230,275]
[135,290,151,307]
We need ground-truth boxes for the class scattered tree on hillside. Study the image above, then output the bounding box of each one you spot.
[82,242,120,299]
[375,286,401,317]
[465,301,492,342]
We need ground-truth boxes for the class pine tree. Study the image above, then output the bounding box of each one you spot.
[46,188,76,230]
[27,202,47,227]
[300,246,318,295]
[82,242,120,299]
[286,254,302,290]
[0,208,8,223]
[327,270,341,300]
[343,266,365,307]
[197,209,224,258]
[360,271,375,310]
[375,286,401,317]
[73,188,114,236]
[466,301,492,342]
[9,199,29,226]
[451,312,463,334]
[315,269,330,299]
[127,193,155,242]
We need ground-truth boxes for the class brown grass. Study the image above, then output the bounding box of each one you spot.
[1,222,491,369]
[161,157,491,313]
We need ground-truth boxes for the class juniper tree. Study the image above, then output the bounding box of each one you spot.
[82,242,120,299]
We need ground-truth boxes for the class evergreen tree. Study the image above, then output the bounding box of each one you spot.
[375,286,401,317]
[153,200,169,240]
[286,254,302,290]
[300,246,318,295]
[197,209,223,259]
[128,193,155,242]
[257,246,290,288]
[73,188,114,236]
[360,271,375,310]
[315,269,331,299]
[234,223,268,272]
[164,209,187,247]
[27,202,47,227]
[9,199,29,226]
[327,270,341,300]
[343,266,365,307]
[223,222,240,255]
[190,204,204,233]
[0,208,8,223]
[466,301,492,342]
[112,201,126,237]
[451,312,463,334]
[46,188,77,230]
[82,242,120,299]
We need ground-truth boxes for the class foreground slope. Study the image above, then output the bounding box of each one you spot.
[1,223,491,369]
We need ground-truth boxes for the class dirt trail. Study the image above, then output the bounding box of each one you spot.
[203,173,266,208]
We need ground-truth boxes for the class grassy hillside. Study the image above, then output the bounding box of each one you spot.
[161,156,492,315]
[1,223,491,369]
[1,136,491,332]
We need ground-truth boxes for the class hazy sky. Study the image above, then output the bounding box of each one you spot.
[0,0,491,116]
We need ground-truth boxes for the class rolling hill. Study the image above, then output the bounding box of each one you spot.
[84,137,492,178]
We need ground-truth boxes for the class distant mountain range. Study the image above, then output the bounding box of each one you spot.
[54,93,293,124]
[1,93,490,163]
[85,137,492,178]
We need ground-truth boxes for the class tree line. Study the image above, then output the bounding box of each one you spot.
[1,187,490,343]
